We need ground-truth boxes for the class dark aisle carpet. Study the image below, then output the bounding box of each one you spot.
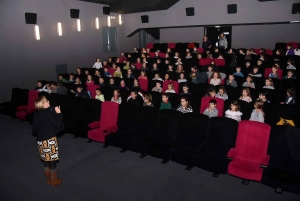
[0,114,299,201]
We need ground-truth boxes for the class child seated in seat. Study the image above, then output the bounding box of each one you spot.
[113,67,123,78]
[239,88,252,103]
[178,73,187,83]
[143,94,154,107]
[177,97,193,113]
[225,100,243,122]
[167,65,174,72]
[151,63,159,72]
[258,91,270,103]
[249,66,262,77]
[216,86,228,100]
[98,77,105,87]
[127,90,141,108]
[226,74,237,88]
[86,74,94,86]
[242,75,255,89]
[119,79,128,90]
[152,82,162,93]
[123,61,131,70]
[269,66,278,79]
[263,78,274,90]
[58,75,68,83]
[190,72,198,84]
[180,84,191,95]
[203,99,218,118]
[165,83,176,93]
[35,81,43,90]
[75,85,91,99]
[233,66,244,77]
[283,70,297,80]
[249,100,265,123]
[138,71,148,80]
[103,67,112,77]
[281,88,296,105]
[159,93,172,110]
[111,89,122,104]
[210,72,222,86]
[206,86,216,97]
[108,78,116,88]
[286,59,296,70]
[132,79,140,90]
[95,88,104,102]
[152,73,163,81]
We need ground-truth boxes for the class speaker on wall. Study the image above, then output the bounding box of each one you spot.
[70,9,80,18]
[25,13,37,24]
[227,4,237,14]
[292,3,300,14]
[103,7,110,15]
[141,15,149,23]
[186,7,195,16]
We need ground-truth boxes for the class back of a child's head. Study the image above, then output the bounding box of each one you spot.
[254,100,264,109]
[287,88,296,96]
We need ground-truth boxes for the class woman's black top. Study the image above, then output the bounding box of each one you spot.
[32,107,64,141]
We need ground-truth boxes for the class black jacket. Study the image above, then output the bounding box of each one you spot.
[32,107,64,141]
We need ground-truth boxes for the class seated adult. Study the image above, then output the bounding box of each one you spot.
[50,82,68,95]
[75,85,90,99]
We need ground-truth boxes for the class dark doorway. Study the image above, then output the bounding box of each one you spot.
[205,26,232,48]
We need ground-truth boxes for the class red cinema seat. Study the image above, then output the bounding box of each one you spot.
[119,56,127,63]
[88,101,119,142]
[149,52,155,58]
[168,43,176,49]
[188,43,195,49]
[159,52,166,58]
[146,43,154,49]
[16,90,39,120]
[162,81,180,94]
[207,79,225,85]
[108,68,116,76]
[139,79,148,92]
[200,97,224,117]
[199,58,213,66]
[264,68,283,79]
[87,85,99,99]
[135,63,142,70]
[287,42,298,49]
[265,49,273,56]
[198,48,204,53]
[213,59,225,66]
[254,49,261,55]
[227,121,271,182]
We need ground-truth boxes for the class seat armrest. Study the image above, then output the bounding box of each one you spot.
[17,105,27,111]
[110,126,118,133]
[260,154,270,168]
[227,148,237,160]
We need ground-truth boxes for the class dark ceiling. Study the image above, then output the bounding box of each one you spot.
[80,0,180,14]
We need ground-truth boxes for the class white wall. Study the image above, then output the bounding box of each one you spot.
[160,27,204,44]
[124,0,300,36]
[0,0,138,102]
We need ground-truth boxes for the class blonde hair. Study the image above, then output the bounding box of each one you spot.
[35,96,47,110]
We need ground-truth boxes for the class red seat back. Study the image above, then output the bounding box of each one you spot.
[87,85,99,99]
[213,59,225,66]
[100,101,119,130]
[149,52,155,58]
[108,68,116,76]
[159,52,166,58]
[119,56,127,63]
[135,63,142,70]
[264,68,283,79]
[146,43,154,49]
[188,43,195,49]
[254,49,261,55]
[27,90,39,113]
[234,121,270,162]
[266,49,273,56]
[162,81,180,94]
[287,42,298,49]
[139,79,148,92]
[168,43,176,49]
[198,48,204,53]
[199,58,213,66]
[200,97,224,117]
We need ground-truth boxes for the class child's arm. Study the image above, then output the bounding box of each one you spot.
[100,95,105,102]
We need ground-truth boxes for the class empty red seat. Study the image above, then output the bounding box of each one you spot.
[213,59,225,66]
[139,79,148,92]
[88,101,119,142]
[227,121,271,182]
[287,42,298,49]
[16,90,39,120]
[200,97,224,117]
[265,49,273,56]
[199,58,213,66]
[188,43,195,49]
[264,68,283,79]
[146,43,154,49]
[168,43,176,49]
[254,49,261,55]
[162,81,179,94]
[198,48,204,53]
[159,52,166,58]
[135,63,142,70]
[87,85,99,99]
[108,68,116,76]
[149,52,155,58]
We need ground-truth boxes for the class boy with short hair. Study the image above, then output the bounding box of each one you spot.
[180,84,191,95]
[233,66,244,77]
[281,88,296,105]
[203,99,218,118]
[152,82,162,93]
[249,100,264,123]
[103,67,112,77]
[269,66,278,79]
[75,85,90,99]
[226,74,237,88]
[286,59,296,70]
[159,93,172,110]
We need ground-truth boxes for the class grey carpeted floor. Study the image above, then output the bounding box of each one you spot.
[0,114,299,201]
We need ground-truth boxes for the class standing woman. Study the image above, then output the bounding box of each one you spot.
[202,35,212,49]
[32,96,64,186]
[219,32,228,50]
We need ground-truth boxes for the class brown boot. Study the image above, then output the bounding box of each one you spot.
[44,167,51,185]
[50,169,62,186]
